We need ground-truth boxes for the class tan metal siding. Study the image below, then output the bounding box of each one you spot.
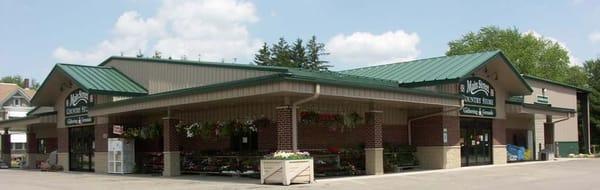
[104,59,278,94]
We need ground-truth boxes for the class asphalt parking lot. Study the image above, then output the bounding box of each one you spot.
[0,159,598,190]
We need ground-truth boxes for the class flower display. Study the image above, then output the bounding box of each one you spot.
[264,151,311,160]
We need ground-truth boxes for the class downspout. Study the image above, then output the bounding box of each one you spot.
[408,100,464,145]
[292,84,321,151]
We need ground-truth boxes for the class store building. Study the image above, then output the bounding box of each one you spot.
[0,51,590,176]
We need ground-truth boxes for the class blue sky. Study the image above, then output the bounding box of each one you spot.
[2,0,600,82]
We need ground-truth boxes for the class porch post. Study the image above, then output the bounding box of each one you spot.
[94,119,111,173]
[162,117,181,176]
[1,128,11,164]
[56,127,69,171]
[276,105,293,151]
[26,129,38,169]
[364,110,384,175]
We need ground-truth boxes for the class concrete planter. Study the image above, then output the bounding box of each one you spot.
[260,159,314,186]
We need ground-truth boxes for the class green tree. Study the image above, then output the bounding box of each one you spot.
[584,59,600,130]
[305,35,331,71]
[290,38,308,68]
[270,37,294,67]
[253,36,330,70]
[254,42,272,66]
[564,66,589,88]
[447,26,570,82]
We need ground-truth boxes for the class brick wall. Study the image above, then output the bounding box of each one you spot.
[27,133,37,153]
[57,128,68,153]
[411,116,443,146]
[493,119,507,145]
[163,118,180,152]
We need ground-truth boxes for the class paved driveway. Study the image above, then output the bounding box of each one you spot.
[1,159,598,190]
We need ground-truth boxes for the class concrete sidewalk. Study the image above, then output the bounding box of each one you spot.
[0,158,597,190]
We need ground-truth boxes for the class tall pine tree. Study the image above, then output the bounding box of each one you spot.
[290,38,307,68]
[271,37,294,67]
[254,42,272,66]
[306,35,331,71]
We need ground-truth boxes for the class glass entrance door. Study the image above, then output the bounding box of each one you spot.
[460,118,492,166]
[69,126,95,171]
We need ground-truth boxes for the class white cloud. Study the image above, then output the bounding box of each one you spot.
[524,30,581,66]
[589,32,600,44]
[53,0,260,64]
[327,30,420,70]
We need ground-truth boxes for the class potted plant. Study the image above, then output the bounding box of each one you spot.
[260,151,314,186]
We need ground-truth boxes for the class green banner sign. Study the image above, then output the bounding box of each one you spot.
[459,77,496,117]
[65,89,95,126]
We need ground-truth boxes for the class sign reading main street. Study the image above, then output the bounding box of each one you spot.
[65,89,95,126]
[459,77,496,117]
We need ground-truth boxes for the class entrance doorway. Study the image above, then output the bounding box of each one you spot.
[460,118,492,166]
[69,126,95,171]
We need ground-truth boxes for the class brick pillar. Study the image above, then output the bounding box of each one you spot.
[364,111,383,175]
[163,117,180,177]
[276,106,293,151]
[1,128,10,164]
[56,127,69,171]
[94,124,112,173]
[26,131,38,169]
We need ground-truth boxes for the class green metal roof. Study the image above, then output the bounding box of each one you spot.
[522,74,591,93]
[340,51,532,90]
[56,64,148,96]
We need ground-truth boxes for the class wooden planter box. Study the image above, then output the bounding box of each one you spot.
[260,159,314,186]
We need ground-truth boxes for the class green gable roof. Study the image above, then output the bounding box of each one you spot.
[340,51,525,88]
[31,64,148,105]
[56,64,148,96]
[341,51,500,85]
[522,74,591,93]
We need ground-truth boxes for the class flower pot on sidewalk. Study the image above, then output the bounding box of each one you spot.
[260,151,314,186]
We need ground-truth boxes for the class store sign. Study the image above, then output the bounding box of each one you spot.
[459,77,496,117]
[65,89,95,126]
[460,106,496,117]
[113,125,124,135]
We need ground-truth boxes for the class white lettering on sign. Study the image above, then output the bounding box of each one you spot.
[466,79,491,96]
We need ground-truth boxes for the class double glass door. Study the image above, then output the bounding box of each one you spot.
[69,126,95,172]
[460,118,492,166]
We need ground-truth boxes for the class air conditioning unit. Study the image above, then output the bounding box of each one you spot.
[108,138,135,174]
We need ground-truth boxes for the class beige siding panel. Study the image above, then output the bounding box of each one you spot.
[524,79,577,109]
[554,115,579,142]
[104,59,278,94]
[90,82,285,116]
[91,81,459,117]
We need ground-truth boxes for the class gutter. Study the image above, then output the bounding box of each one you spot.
[408,100,464,145]
[291,84,321,151]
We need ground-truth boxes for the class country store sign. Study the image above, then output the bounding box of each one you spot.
[459,77,496,117]
[65,89,94,126]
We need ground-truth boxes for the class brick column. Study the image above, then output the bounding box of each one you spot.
[364,111,383,175]
[94,123,112,173]
[26,131,38,169]
[56,127,69,171]
[1,128,10,164]
[276,106,293,151]
[163,117,180,176]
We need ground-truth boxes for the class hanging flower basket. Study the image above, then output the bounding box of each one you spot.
[261,151,314,186]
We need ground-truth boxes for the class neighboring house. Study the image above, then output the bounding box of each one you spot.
[0,82,36,161]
